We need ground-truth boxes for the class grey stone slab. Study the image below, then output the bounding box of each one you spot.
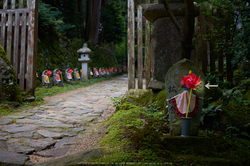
[0,150,29,165]
[25,109,39,113]
[75,110,94,115]
[7,141,35,154]
[72,128,86,133]
[87,114,101,117]
[21,138,56,151]
[86,101,100,104]
[37,146,70,157]
[0,119,13,125]
[28,116,44,120]
[1,125,37,134]
[65,113,78,116]
[16,119,37,124]
[0,140,7,150]
[54,137,77,148]
[38,121,74,128]
[37,130,63,139]
[63,108,76,112]
[54,105,67,109]
[0,132,7,137]
[45,101,60,106]
[80,103,93,109]
[93,111,103,115]
[5,115,25,119]
[68,105,77,108]
[12,131,34,138]
[16,112,35,117]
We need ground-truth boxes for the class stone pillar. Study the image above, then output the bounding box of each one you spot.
[143,1,199,90]
[77,43,92,80]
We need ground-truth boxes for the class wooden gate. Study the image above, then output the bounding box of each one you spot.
[0,0,38,96]
[128,0,157,90]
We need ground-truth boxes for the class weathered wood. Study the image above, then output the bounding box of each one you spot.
[136,3,157,10]
[6,12,13,62]
[19,0,24,8]
[145,0,151,89]
[26,0,38,95]
[11,0,15,9]
[128,0,135,89]
[209,4,215,72]
[137,5,143,89]
[0,0,7,48]
[0,8,29,14]
[194,16,199,66]
[13,11,20,77]
[200,4,207,74]
[217,9,223,80]
[19,11,27,90]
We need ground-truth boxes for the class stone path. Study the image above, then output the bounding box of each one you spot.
[0,74,128,165]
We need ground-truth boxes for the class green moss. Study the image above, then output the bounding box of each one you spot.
[0,45,11,65]
[204,87,223,107]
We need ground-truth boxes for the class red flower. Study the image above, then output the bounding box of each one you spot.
[180,72,201,89]
[69,69,73,73]
[47,70,52,76]
[59,70,61,75]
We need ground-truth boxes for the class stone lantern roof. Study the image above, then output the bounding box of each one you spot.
[77,43,92,55]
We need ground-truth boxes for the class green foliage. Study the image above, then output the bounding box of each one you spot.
[99,1,125,44]
[200,104,222,124]
[204,87,223,108]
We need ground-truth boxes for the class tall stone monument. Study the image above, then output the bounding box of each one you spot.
[144,1,199,90]
[165,59,205,136]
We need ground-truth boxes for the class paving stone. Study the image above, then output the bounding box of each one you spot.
[37,130,63,139]
[1,125,37,134]
[0,140,7,150]
[17,112,35,117]
[93,110,104,115]
[65,113,78,116]
[0,132,8,137]
[0,119,13,125]
[72,128,86,133]
[86,101,100,104]
[45,101,60,106]
[75,110,94,115]
[38,121,74,128]
[21,138,56,151]
[7,140,35,154]
[12,131,34,138]
[54,105,67,108]
[54,137,77,148]
[16,119,37,124]
[37,146,70,157]
[80,103,93,109]
[5,115,25,119]
[68,105,77,108]
[87,114,101,117]
[28,116,44,120]
[25,109,39,113]
[63,108,76,112]
[0,150,29,165]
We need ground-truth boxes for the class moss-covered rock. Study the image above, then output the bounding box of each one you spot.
[0,45,23,104]
[204,87,223,107]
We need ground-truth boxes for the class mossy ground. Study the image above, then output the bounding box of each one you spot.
[92,89,250,165]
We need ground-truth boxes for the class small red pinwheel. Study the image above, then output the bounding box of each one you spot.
[180,71,201,90]
[47,70,52,76]
[93,68,96,71]
[59,70,61,75]
[69,69,73,73]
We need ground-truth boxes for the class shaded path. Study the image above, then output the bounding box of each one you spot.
[0,74,128,165]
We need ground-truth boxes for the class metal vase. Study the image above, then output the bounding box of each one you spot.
[181,117,192,137]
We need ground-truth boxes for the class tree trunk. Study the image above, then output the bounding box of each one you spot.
[88,0,102,44]
[85,0,93,41]
[78,0,85,39]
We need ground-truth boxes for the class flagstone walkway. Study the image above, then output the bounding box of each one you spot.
[0,74,128,165]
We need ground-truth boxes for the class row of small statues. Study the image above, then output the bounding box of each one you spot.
[41,67,127,86]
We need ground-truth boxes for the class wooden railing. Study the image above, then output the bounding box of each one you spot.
[0,0,38,95]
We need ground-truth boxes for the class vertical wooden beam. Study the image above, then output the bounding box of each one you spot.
[137,5,143,89]
[217,9,223,81]
[128,0,135,89]
[19,11,27,90]
[200,4,207,74]
[6,12,13,62]
[194,16,199,66]
[209,4,215,73]
[13,10,20,77]
[11,0,15,9]
[26,0,38,95]
[145,0,151,89]
[0,0,8,49]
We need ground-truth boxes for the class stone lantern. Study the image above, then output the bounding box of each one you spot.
[77,43,92,80]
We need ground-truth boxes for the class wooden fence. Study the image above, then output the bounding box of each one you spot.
[195,4,233,82]
[128,0,157,90]
[0,0,38,95]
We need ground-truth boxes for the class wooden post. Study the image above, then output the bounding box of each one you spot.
[209,4,215,73]
[145,0,151,89]
[128,0,135,89]
[7,12,13,63]
[194,16,199,66]
[137,5,143,89]
[217,9,223,81]
[26,0,38,95]
[13,10,20,77]
[200,4,207,74]
[0,0,7,49]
